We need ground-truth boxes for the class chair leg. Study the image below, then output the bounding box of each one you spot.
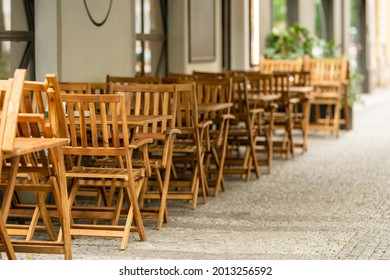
[0,210,16,260]
[333,102,341,138]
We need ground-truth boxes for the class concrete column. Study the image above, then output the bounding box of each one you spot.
[342,0,351,55]
[35,0,59,81]
[287,0,315,35]
[230,0,250,70]
[332,0,343,55]
[259,0,273,57]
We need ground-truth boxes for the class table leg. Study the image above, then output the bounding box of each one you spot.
[0,209,16,260]
[51,146,72,260]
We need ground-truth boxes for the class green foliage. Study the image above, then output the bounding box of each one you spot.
[264,23,314,60]
[347,70,365,107]
[264,22,364,107]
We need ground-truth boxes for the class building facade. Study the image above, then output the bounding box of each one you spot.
[0,0,389,92]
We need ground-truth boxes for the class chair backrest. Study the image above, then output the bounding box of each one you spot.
[245,73,274,97]
[174,82,199,136]
[44,75,70,139]
[0,78,14,155]
[230,75,250,122]
[109,83,178,137]
[305,57,348,84]
[192,70,228,79]
[107,75,161,85]
[271,72,291,108]
[193,77,233,120]
[260,56,303,74]
[90,82,109,94]
[58,82,90,94]
[0,69,26,153]
[61,93,131,165]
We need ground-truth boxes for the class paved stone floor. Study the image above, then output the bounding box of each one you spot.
[17,87,390,260]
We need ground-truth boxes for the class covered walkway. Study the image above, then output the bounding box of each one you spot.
[20,88,390,260]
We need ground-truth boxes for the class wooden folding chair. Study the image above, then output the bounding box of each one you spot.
[270,72,295,158]
[274,70,312,153]
[169,82,211,209]
[61,93,150,250]
[109,83,180,230]
[0,70,71,259]
[193,77,234,196]
[304,58,348,137]
[224,75,262,181]
[245,74,276,173]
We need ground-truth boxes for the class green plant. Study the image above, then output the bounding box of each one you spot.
[264,22,365,108]
[264,23,313,59]
[347,70,365,107]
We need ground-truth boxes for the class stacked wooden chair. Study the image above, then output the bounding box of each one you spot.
[168,82,211,209]
[108,83,180,229]
[0,70,72,259]
[192,77,234,196]
[60,90,150,249]
[224,75,262,180]
[245,73,277,172]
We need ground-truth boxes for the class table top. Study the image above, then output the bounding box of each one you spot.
[248,93,281,102]
[289,86,314,93]
[3,137,69,158]
[197,103,233,112]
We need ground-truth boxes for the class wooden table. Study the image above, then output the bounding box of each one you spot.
[197,102,233,113]
[0,137,71,259]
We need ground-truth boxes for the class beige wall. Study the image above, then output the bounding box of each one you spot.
[36,0,135,82]
[168,0,222,74]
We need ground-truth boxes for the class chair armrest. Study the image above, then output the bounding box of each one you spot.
[165,128,181,136]
[198,120,213,129]
[218,113,236,121]
[128,138,153,149]
[249,108,264,115]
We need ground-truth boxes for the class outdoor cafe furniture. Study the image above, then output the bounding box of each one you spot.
[224,75,262,181]
[108,83,180,230]
[0,70,72,259]
[192,77,234,197]
[61,92,151,250]
[304,57,349,138]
